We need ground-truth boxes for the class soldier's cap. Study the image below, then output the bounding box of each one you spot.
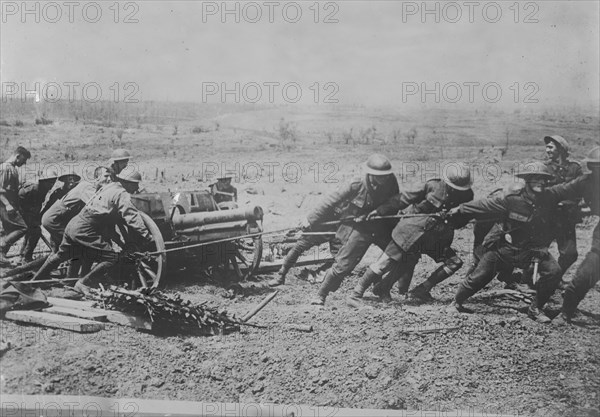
[584,146,600,168]
[544,135,570,154]
[515,161,554,180]
[39,169,59,183]
[442,162,473,191]
[58,173,82,182]
[117,170,142,183]
[110,148,131,162]
[364,154,393,176]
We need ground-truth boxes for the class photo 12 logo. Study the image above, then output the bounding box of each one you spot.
[201,1,339,23]
[401,1,540,24]
[401,81,540,104]
[1,1,140,23]
[2,81,140,103]
[201,82,339,104]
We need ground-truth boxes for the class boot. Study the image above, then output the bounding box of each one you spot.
[347,268,381,308]
[449,284,475,313]
[0,229,26,267]
[30,254,63,281]
[75,261,114,296]
[409,266,451,302]
[267,266,288,287]
[66,258,83,278]
[560,287,579,321]
[310,269,340,306]
[527,294,551,324]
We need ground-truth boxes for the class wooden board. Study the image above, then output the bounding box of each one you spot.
[42,306,108,322]
[47,297,153,330]
[4,310,105,333]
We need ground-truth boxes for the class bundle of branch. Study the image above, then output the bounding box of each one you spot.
[93,286,252,335]
[475,289,533,304]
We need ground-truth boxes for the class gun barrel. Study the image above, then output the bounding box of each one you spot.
[171,206,263,230]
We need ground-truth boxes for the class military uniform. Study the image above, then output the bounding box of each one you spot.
[32,181,151,285]
[544,159,583,273]
[312,174,400,303]
[559,172,600,319]
[42,181,98,251]
[367,179,473,296]
[18,182,52,261]
[454,183,577,317]
[0,161,27,257]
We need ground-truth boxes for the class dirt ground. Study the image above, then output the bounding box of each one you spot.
[1,104,599,416]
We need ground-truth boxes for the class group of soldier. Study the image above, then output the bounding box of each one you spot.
[0,147,152,295]
[1,135,599,325]
[268,135,599,325]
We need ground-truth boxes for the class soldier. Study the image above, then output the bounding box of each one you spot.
[107,149,131,180]
[209,177,238,208]
[43,172,82,215]
[31,170,152,295]
[350,163,474,306]
[18,170,58,263]
[42,167,106,251]
[309,154,400,306]
[0,146,31,267]
[542,135,584,285]
[449,161,579,323]
[554,147,600,324]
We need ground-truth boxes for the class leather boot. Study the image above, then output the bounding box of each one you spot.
[267,266,288,287]
[347,268,380,308]
[75,261,114,296]
[409,266,450,302]
[30,254,63,281]
[310,269,339,305]
[561,287,579,321]
[0,229,27,266]
[527,294,551,324]
[449,284,475,313]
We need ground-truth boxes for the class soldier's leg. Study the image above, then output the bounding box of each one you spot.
[454,249,510,309]
[76,248,119,289]
[21,226,42,262]
[268,235,327,287]
[410,247,463,301]
[30,242,75,281]
[556,224,578,276]
[373,253,418,299]
[0,209,28,266]
[526,254,561,324]
[348,251,397,306]
[312,228,372,305]
[561,223,599,320]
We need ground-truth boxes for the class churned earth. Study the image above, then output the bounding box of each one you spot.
[0,105,599,416]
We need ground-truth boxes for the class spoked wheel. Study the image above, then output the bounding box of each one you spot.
[118,212,167,289]
[232,230,263,279]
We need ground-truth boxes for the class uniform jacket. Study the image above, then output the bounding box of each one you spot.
[545,159,584,219]
[307,175,399,241]
[0,161,20,206]
[376,179,474,251]
[42,181,97,236]
[458,184,576,251]
[65,182,150,251]
[307,175,399,225]
[18,182,47,224]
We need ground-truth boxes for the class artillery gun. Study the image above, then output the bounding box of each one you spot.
[120,188,263,289]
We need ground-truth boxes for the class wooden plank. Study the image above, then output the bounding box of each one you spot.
[5,310,104,333]
[48,297,153,330]
[42,306,108,322]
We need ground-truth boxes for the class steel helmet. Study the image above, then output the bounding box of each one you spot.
[442,163,473,191]
[544,135,570,155]
[584,146,600,169]
[38,169,59,183]
[110,148,131,162]
[515,161,554,180]
[58,173,82,182]
[116,170,142,183]
[364,154,393,176]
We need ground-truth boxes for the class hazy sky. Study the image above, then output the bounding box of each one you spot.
[1,1,599,108]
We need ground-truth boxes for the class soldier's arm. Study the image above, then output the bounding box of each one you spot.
[306,182,357,225]
[116,191,152,243]
[0,167,14,208]
[375,183,426,216]
[545,173,589,202]
[457,195,508,220]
